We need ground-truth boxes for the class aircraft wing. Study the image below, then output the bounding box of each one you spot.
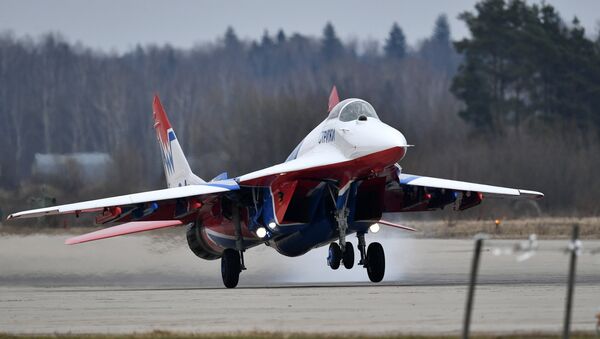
[7,179,239,220]
[399,173,544,199]
[384,171,543,213]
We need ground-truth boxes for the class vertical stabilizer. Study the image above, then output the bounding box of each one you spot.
[152,95,205,187]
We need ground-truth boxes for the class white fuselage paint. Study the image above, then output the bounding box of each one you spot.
[238,99,409,184]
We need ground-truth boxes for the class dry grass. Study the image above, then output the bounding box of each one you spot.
[0,331,597,339]
[1,218,599,240]
[407,217,600,239]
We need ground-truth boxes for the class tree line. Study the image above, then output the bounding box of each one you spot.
[1,0,599,220]
[452,0,600,135]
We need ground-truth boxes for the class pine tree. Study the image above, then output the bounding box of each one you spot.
[384,23,407,59]
[276,29,286,45]
[420,14,457,75]
[452,0,522,132]
[224,26,241,51]
[321,22,343,60]
[432,14,451,45]
[261,30,274,49]
[452,0,600,134]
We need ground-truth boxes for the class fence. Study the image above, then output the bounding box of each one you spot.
[462,224,600,339]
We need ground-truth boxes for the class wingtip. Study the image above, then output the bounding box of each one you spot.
[519,189,544,200]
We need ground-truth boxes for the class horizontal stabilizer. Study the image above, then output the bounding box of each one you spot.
[65,220,183,245]
[378,220,417,232]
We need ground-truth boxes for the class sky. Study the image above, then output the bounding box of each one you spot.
[0,0,598,53]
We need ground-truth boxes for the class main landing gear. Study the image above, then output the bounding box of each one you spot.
[221,204,246,289]
[221,249,244,288]
[365,241,385,283]
[358,232,385,282]
[327,233,385,283]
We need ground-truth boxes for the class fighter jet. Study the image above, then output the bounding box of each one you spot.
[8,87,543,288]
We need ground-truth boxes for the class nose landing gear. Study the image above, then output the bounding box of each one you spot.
[328,241,355,270]
[342,242,354,269]
[326,182,385,282]
[327,242,342,269]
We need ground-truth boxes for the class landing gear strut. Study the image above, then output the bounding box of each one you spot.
[357,232,367,265]
[328,182,356,270]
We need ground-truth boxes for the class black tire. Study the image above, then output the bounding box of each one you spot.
[221,248,241,288]
[343,242,354,269]
[327,242,342,270]
[366,242,385,283]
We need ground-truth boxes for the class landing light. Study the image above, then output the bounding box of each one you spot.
[256,227,267,238]
[370,223,380,233]
[268,221,277,230]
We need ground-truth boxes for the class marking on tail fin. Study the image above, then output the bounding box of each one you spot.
[152,94,206,187]
[161,130,175,174]
[153,95,176,175]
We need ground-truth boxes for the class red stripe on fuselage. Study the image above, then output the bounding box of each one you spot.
[240,146,405,188]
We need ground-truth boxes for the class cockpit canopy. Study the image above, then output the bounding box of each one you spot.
[327,98,379,122]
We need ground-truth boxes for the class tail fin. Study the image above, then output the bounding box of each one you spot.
[327,85,339,112]
[152,95,205,187]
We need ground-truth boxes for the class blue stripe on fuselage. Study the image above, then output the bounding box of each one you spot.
[204,179,240,190]
[399,175,420,184]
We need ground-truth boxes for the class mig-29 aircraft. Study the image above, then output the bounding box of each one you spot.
[8,87,543,288]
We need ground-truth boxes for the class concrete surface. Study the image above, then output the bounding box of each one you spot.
[0,228,599,334]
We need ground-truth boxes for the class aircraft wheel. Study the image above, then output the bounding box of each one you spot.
[366,242,385,283]
[327,242,342,270]
[221,248,241,288]
[343,242,354,269]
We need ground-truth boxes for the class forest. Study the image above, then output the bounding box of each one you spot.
[1,0,600,221]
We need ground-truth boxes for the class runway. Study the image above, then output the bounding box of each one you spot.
[1,229,599,334]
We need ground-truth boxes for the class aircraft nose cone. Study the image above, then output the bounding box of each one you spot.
[341,120,408,160]
[386,127,408,161]
[392,128,408,148]
[377,122,408,149]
